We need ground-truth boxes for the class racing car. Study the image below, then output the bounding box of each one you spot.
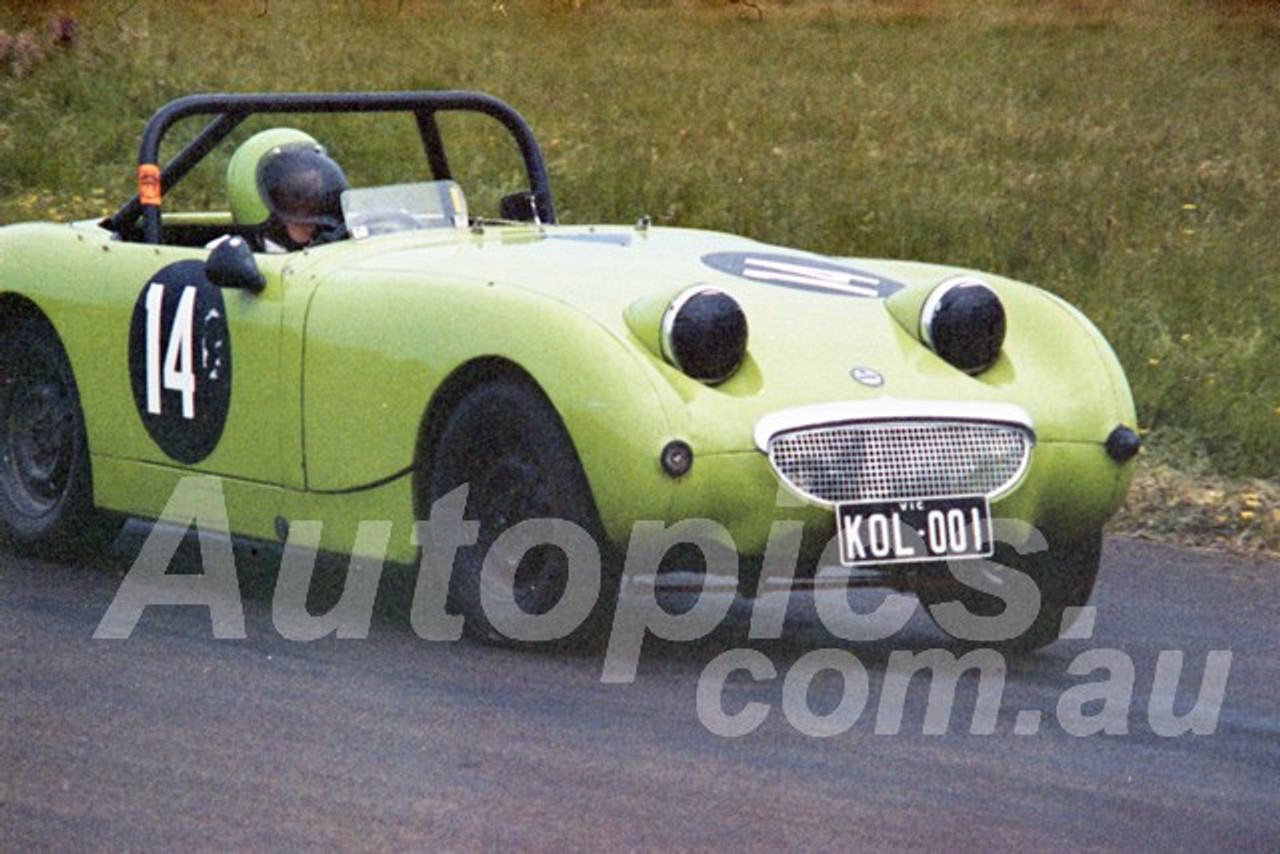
[0,91,1140,650]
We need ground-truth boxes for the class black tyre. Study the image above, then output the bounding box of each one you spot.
[0,317,117,557]
[427,379,616,645]
[917,531,1102,652]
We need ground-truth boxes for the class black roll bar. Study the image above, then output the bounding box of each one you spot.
[103,90,555,243]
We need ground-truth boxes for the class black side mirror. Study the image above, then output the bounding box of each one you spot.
[499,192,543,224]
[205,236,266,294]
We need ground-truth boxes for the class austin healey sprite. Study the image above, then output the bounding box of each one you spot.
[0,91,1140,650]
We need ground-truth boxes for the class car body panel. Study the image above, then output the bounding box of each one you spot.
[0,91,1138,572]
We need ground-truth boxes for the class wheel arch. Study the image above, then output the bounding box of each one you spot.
[412,356,550,518]
[0,295,119,555]
[0,292,58,336]
[0,293,83,399]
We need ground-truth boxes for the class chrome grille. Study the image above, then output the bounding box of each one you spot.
[766,420,1033,504]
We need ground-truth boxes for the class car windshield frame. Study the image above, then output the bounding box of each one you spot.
[102,90,555,244]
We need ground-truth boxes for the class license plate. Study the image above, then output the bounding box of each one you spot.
[835,495,993,567]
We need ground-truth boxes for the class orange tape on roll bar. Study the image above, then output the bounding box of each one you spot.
[138,164,161,206]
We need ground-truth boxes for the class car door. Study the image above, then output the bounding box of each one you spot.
[102,238,293,488]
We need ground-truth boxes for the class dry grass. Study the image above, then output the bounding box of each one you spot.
[1113,458,1280,557]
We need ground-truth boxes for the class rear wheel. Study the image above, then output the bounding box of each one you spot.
[0,318,117,557]
[427,379,617,645]
[916,531,1102,652]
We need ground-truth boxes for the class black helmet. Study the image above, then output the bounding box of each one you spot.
[256,143,349,229]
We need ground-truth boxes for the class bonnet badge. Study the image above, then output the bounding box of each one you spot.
[850,367,885,388]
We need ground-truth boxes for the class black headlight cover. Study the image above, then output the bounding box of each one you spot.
[921,278,1007,375]
[661,287,748,385]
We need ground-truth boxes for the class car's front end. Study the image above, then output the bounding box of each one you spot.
[527,227,1137,569]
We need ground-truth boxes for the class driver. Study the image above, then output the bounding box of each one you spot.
[226,128,349,252]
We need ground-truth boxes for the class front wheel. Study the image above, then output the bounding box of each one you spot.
[0,318,118,558]
[916,531,1103,652]
[426,379,617,646]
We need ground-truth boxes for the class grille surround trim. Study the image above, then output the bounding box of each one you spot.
[756,401,1035,507]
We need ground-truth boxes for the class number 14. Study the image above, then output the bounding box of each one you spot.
[144,282,196,419]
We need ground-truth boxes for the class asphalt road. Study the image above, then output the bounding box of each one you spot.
[3,534,1278,852]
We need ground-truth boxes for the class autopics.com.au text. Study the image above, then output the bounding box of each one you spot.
[92,476,1232,738]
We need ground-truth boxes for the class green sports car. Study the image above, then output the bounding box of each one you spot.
[0,91,1139,650]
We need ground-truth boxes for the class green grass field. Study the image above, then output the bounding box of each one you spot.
[2,1,1277,502]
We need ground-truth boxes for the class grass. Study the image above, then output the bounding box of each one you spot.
[1112,456,1280,556]
[1,0,1277,552]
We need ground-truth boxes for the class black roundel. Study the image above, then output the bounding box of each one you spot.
[701,251,904,298]
[128,261,232,464]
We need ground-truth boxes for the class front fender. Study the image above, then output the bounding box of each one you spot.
[299,268,687,545]
[885,271,1138,444]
